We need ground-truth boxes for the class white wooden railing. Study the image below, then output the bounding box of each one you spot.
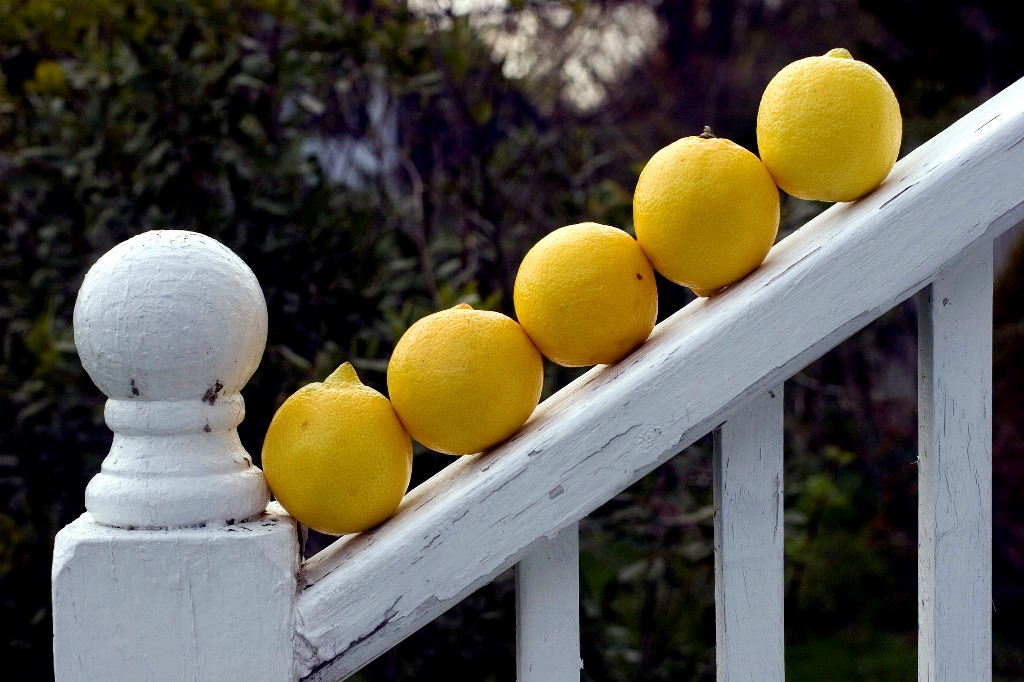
[53,75,1024,682]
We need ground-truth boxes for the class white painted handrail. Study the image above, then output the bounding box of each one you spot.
[294,76,1024,680]
[51,77,1022,682]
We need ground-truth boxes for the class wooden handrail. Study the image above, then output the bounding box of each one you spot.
[294,75,1024,681]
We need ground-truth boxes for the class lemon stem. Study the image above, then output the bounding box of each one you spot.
[323,362,361,387]
[699,126,716,139]
[825,48,853,59]
[452,303,473,310]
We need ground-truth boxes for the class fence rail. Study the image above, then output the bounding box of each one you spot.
[294,76,1024,680]
[53,74,1024,682]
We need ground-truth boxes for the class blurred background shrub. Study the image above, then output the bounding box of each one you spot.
[1,0,1022,679]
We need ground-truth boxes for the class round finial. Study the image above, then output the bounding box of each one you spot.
[74,230,270,528]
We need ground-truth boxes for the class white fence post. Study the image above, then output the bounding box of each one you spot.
[52,230,299,681]
[917,244,993,682]
[713,387,785,682]
[516,522,582,682]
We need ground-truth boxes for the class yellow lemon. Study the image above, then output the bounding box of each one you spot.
[387,304,543,455]
[261,362,412,535]
[513,222,657,367]
[756,48,902,202]
[633,128,780,296]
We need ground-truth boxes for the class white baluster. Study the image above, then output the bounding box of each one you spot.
[917,244,993,682]
[52,230,298,681]
[516,522,582,682]
[713,387,785,682]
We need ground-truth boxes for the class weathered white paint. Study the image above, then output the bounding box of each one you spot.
[917,245,993,682]
[52,503,299,681]
[713,387,784,682]
[54,230,293,681]
[294,78,1024,680]
[516,523,582,682]
[73,229,270,528]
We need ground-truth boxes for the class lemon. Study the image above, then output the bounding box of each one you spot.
[756,48,902,202]
[633,127,780,296]
[513,222,657,367]
[387,304,544,455]
[261,362,412,535]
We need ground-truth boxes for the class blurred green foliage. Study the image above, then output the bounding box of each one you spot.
[2,0,1023,680]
